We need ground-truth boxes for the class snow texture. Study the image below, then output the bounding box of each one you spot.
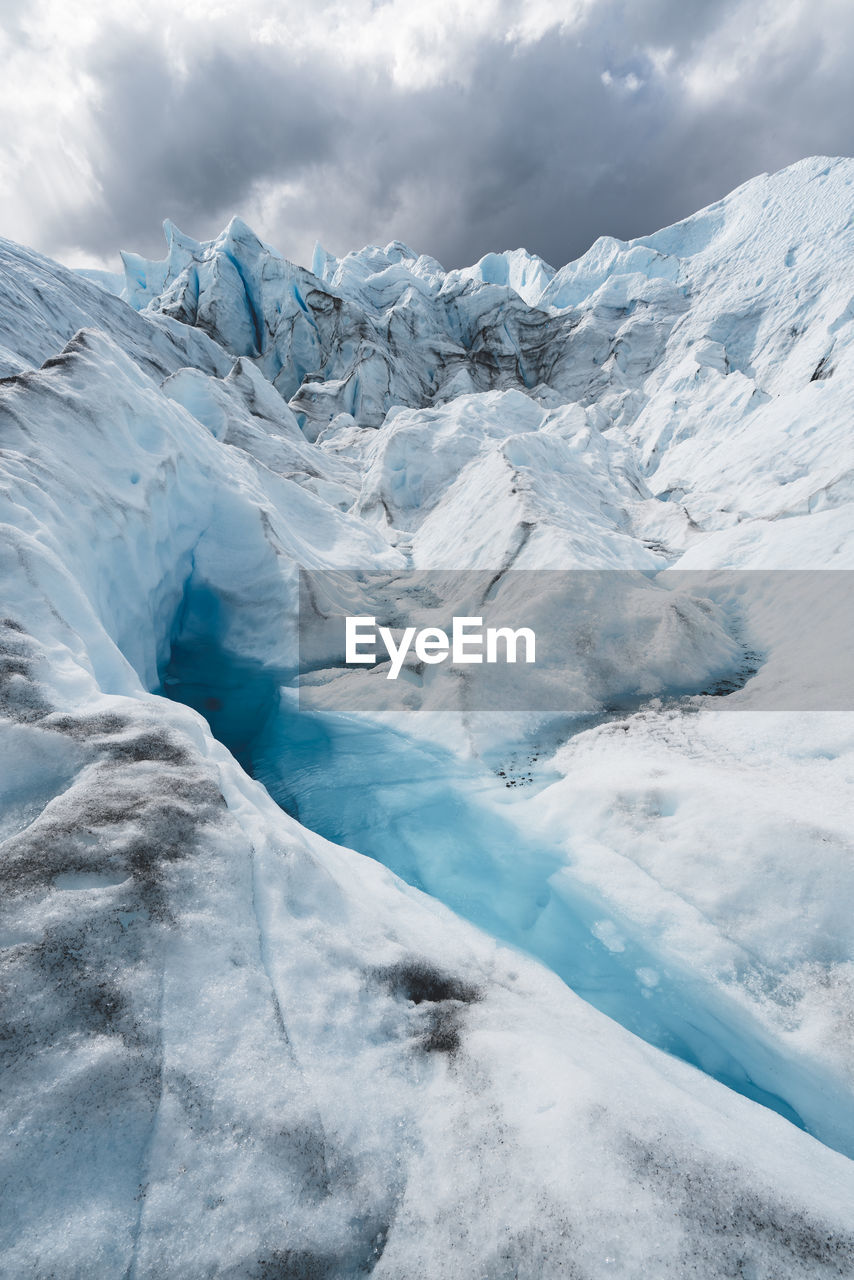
[1,155,854,1277]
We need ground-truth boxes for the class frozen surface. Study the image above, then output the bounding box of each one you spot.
[1,156,854,1276]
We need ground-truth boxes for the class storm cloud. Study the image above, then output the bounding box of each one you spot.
[1,0,853,271]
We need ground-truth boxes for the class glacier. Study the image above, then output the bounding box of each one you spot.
[1,154,854,1277]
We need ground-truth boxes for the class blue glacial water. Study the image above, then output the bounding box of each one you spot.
[160,632,854,1158]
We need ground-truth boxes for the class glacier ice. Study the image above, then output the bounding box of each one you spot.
[1,155,854,1276]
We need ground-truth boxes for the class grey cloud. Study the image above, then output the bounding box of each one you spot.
[604,0,742,56]
[26,1,854,271]
[53,35,346,258]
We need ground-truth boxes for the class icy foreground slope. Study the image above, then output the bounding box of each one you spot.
[1,156,854,1278]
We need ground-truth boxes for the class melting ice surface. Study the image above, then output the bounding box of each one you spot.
[7,155,854,1276]
[161,633,812,1139]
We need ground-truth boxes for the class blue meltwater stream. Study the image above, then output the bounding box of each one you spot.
[160,634,854,1159]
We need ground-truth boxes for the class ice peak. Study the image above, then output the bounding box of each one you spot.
[95,154,854,438]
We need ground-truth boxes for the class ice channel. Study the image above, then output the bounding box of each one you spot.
[159,629,854,1160]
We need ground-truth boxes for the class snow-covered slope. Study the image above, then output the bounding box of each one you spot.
[2,155,854,1278]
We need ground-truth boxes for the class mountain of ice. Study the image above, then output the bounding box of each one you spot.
[2,155,854,1278]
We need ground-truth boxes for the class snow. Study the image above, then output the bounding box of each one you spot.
[447,247,556,304]
[2,155,854,1275]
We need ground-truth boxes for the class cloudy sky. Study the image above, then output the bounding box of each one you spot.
[1,0,852,273]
